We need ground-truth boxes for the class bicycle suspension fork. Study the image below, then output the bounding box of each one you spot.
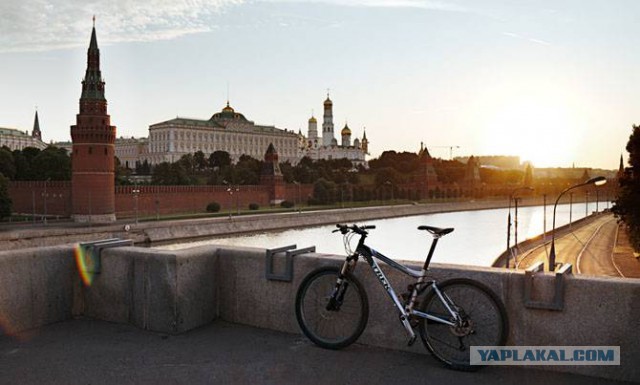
[327,254,359,311]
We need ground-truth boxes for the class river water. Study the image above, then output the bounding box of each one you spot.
[158,201,609,267]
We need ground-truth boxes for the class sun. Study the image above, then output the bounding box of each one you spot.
[480,98,580,168]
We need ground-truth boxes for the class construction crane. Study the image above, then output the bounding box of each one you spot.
[430,145,460,160]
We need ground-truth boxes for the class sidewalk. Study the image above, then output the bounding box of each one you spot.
[612,222,640,278]
[0,319,632,385]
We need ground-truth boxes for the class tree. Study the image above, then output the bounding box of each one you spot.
[312,178,337,204]
[194,151,207,171]
[209,151,231,169]
[613,124,640,252]
[31,147,71,180]
[114,156,133,185]
[178,154,196,174]
[0,148,16,180]
[152,162,177,185]
[12,150,30,180]
[135,159,151,175]
[0,173,12,219]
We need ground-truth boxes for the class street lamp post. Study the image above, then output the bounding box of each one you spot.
[225,183,239,219]
[384,180,394,204]
[585,191,590,217]
[569,192,573,228]
[226,187,233,219]
[32,190,36,224]
[236,185,240,215]
[132,186,141,224]
[42,178,50,225]
[506,186,533,268]
[293,181,301,213]
[543,194,547,242]
[548,176,607,271]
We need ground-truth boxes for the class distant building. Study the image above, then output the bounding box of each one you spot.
[300,94,368,166]
[455,155,521,170]
[60,94,371,169]
[144,102,300,165]
[0,111,47,151]
[115,137,148,169]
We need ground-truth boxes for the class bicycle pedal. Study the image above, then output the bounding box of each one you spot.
[407,335,417,346]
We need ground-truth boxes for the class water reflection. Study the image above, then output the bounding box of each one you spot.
[157,202,607,267]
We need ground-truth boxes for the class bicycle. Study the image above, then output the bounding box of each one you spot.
[295,224,509,371]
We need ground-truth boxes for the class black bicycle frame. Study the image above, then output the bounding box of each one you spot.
[347,238,458,337]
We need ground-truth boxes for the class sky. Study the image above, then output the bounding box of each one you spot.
[1,0,638,169]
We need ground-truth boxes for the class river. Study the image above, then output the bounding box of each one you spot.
[157,201,610,266]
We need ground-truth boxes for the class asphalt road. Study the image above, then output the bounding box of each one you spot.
[516,213,622,277]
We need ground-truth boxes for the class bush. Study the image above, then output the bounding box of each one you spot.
[280,200,294,208]
[248,203,259,210]
[206,202,221,213]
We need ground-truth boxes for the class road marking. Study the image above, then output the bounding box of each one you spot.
[575,220,608,274]
[610,224,626,278]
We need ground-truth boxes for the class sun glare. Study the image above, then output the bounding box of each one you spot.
[480,97,581,168]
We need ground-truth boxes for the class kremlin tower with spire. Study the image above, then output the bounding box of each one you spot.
[70,18,116,222]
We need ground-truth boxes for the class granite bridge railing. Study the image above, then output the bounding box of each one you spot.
[0,243,638,382]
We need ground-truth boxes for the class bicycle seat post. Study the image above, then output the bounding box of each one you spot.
[423,236,440,271]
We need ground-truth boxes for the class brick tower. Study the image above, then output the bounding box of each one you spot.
[70,19,116,222]
[261,143,285,205]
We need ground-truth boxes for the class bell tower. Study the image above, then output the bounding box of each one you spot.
[322,93,335,146]
[70,18,116,222]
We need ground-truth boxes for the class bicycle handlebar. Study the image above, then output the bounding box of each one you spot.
[333,224,376,235]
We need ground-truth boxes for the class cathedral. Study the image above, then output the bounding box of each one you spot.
[299,94,369,167]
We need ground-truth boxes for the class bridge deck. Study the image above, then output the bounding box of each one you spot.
[0,319,632,385]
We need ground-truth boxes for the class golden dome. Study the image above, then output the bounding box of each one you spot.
[222,101,234,113]
[341,124,351,136]
[309,116,317,123]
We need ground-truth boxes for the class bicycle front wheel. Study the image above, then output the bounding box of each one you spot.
[418,278,508,371]
[295,267,369,350]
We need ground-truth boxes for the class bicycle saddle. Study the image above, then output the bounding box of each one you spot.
[417,225,454,236]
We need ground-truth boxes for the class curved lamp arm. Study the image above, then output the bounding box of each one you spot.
[549,176,607,271]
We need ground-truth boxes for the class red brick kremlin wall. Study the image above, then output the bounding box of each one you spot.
[8,181,314,219]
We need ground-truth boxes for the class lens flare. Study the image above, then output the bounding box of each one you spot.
[74,244,97,286]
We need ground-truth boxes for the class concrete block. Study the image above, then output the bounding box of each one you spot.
[82,247,134,324]
[174,245,219,333]
[0,246,75,335]
[129,249,178,333]
[28,247,76,327]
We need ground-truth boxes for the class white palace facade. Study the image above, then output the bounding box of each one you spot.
[107,94,370,168]
[144,102,300,165]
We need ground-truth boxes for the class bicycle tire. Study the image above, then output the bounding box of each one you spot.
[418,278,509,371]
[295,266,369,349]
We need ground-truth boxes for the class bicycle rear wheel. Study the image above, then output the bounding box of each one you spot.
[418,278,508,371]
[295,266,369,349]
